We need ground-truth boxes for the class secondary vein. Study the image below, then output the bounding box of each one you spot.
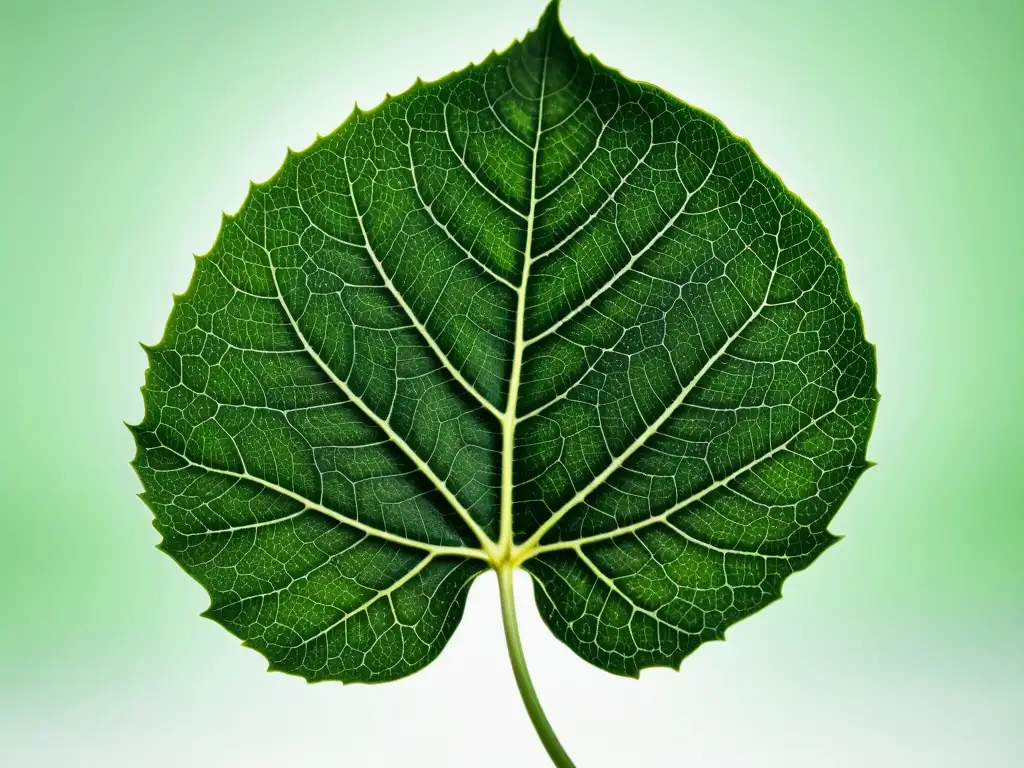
[164,450,488,560]
[406,126,520,291]
[255,212,498,557]
[517,240,780,555]
[293,160,506,425]
[524,404,844,559]
[524,131,719,348]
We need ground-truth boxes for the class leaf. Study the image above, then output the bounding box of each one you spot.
[131,1,877,762]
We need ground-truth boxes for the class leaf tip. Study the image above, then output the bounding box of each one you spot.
[525,0,573,54]
[537,0,565,33]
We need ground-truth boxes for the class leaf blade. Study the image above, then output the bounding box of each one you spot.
[132,0,877,688]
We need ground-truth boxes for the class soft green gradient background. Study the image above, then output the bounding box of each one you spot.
[1,1,1020,765]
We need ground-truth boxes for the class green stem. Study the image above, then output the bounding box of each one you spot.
[498,564,576,768]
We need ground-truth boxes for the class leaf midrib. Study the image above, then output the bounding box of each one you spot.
[498,22,552,561]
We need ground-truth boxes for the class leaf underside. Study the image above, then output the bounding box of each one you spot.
[132,2,877,683]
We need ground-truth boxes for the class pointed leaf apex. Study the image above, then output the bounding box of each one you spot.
[527,0,570,51]
[538,0,562,29]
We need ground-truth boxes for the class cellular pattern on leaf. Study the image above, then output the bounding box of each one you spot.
[132,3,877,683]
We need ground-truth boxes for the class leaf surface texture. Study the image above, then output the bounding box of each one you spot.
[132,3,877,683]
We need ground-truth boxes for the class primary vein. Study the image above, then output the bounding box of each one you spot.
[499,27,551,557]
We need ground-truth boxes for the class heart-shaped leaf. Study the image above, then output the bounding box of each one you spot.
[131,2,877,763]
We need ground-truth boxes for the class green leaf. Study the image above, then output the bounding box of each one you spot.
[132,1,876,762]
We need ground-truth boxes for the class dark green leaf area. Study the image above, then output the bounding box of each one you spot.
[132,2,877,683]
[132,431,486,682]
[503,9,876,677]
